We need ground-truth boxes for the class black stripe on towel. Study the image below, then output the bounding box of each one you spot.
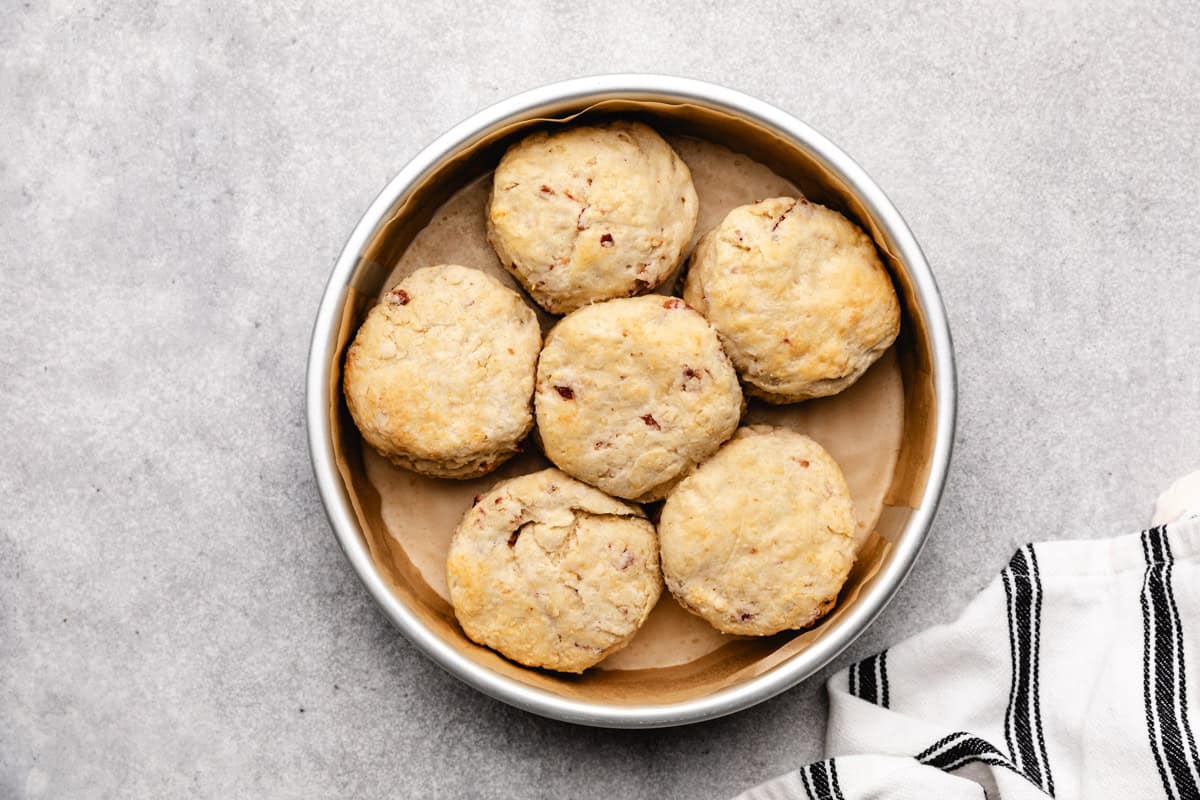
[878,650,890,709]
[1140,526,1200,800]
[799,764,815,800]
[1001,544,1055,795]
[1160,530,1200,794]
[811,760,832,799]
[856,656,878,704]
[916,731,1024,780]
[827,759,844,800]
[798,761,819,800]
[847,651,890,708]
[1026,545,1054,796]
[1141,528,1174,795]
[799,760,845,800]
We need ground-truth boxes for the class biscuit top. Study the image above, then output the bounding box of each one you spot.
[446,469,661,673]
[342,264,540,474]
[535,295,744,500]
[684,197,900,402]
[659,426,857,635]
[487,121,699,314]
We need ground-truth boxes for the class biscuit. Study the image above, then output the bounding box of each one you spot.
[487,122,699,314]
[658,426,856,636]
[684,197,900,402]
[535,295,743,501]
[446,469,661,673]
[343,264,540,479]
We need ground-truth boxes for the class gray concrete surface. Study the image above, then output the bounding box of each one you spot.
[3,1,1199,798]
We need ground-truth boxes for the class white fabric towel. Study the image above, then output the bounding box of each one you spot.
[737,516,1200,800]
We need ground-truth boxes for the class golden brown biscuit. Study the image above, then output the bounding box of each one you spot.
[343,264,540,478]
[487,122,699,314]
[684,197,900,402]
[535,295,743,501]
[658,426,856,635]
[446,469,661,673]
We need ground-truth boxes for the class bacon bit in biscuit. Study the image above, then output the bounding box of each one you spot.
[662,298,687,310]
[772,200,799,232]
[494,497,503,504]
[472,494,482,506]
[506,518,533,547]
[539,184,554,194]
[641,414,661,430]
[507,348,514,355]
[386,289,410,305]
[738,611,757,622]
[792,457,810,468]
[564,190,580,202]
[593,440,611,450]
[619,548,635,571]
[554,385,575,400]
[599,233,614,247]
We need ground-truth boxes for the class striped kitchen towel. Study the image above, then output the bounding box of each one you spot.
[737,515,1200,799]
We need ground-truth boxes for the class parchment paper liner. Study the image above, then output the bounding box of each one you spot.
[326,100,936,705]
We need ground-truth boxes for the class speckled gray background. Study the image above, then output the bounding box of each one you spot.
[3,2,1199,798]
